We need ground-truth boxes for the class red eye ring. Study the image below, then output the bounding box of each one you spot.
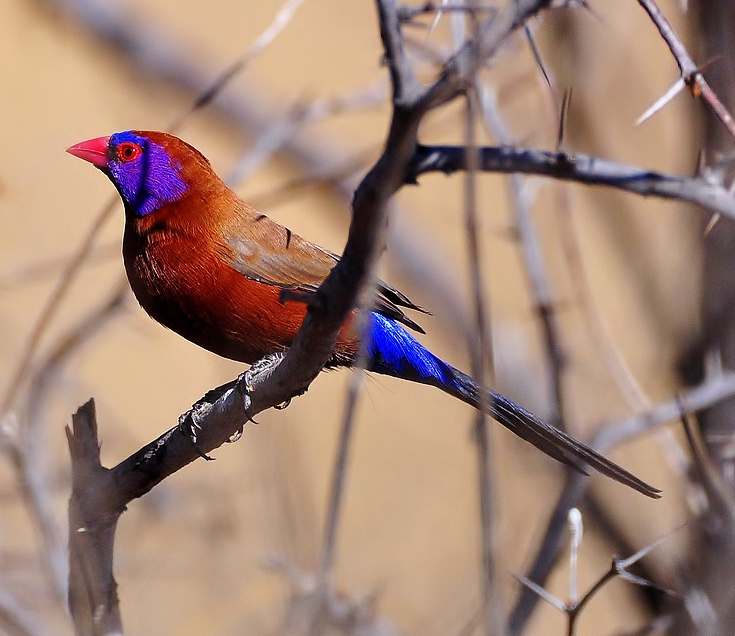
[116,142,142,163]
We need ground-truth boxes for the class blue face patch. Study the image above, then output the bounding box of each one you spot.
[106,131,188,216]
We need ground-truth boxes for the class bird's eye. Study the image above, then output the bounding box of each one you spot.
[117,142,142,163]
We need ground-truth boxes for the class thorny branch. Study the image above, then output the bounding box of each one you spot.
[636,0,735,139]
[39,0,735,632]
[63,1,557,632]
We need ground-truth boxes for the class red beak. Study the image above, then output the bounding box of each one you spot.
[66,136,111,168]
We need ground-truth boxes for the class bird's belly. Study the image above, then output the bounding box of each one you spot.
[125,248,357,365]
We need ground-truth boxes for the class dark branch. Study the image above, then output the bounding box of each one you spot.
[408,144,735,217]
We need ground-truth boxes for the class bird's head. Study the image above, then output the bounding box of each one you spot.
[67,131,213,217]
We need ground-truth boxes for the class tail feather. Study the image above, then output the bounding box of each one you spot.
[445,367,660,498]
[366,313,660,499]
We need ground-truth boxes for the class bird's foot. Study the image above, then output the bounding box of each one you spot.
[226,426,244,444]
[237,352,288,419]
[178,377,241,459]
[178,402,216,461]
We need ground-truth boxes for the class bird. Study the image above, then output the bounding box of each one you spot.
[67,130,659,498]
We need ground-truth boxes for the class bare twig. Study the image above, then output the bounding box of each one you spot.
[477,86,567,429]
[167,0,308,131]
[0,243,118,291]
[0,197,118,416]
[636,0,735,139]
[556,197,651,412]
[463,87,501,636]
[226,83,386,187]
[268,556,400,636]
[317,307,376,586]
[516,510,678,636]
[0,282,129,611]
[317,368,363,579]
[678,400,735,523]
[313,312,374,632]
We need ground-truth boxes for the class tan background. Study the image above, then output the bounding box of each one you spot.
[0,1,698,634]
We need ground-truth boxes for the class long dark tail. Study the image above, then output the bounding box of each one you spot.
[366,313,660,499]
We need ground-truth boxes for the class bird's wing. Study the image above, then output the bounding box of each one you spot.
[219,210,429,333]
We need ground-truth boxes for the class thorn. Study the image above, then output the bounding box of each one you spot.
[635,77,685,126]
[703,213,721,237]
[557,88,572,151]
[524,23,552,89]
[426,0,450,43]
[695,148,706,176]
[568,508,583,605]
[512,572,566,612]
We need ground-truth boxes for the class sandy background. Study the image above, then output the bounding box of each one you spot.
[0,0,699,634]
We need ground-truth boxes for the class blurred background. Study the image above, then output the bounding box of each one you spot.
[0,0,721,634]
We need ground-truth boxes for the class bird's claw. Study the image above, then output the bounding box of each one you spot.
[226,426,244,443]
[178,404,215,461]
[236,371,260,425]
[236,351,305,415]
[237,352,289,417]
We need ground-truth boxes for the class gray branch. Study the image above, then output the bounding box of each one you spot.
[408,144,735,218]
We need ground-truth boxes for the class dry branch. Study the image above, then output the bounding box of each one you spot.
[50,0,717,630]
[66,401,122,636]
[61,2,557,631]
